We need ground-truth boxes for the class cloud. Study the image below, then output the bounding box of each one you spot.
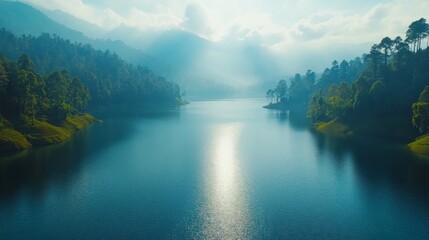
[181,3,213,37]
[22,0,429,73]
[25,0,123,29]
[124,6,181,31]
[279,0,429,49]
[264,0,429,73]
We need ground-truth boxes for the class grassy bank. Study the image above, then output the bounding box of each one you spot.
[315,119,352,135]
[315,116,417,141]
[408,134,429,156]
[314,117,429,156]
[0,113,100,152]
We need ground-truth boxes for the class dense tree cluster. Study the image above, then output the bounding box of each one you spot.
[0,29,181,106]
[307,18,429,134]
[266,18,429,135]
[0,53,89,123]
[266,57,364,110]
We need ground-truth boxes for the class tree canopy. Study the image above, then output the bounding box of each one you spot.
[0,54,89,123]
[306,18,429,135]
[266,18,429,136]
[0,29,182,107]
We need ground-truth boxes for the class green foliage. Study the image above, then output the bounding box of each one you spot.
[308,90,328,122]
[0,128,32,151]
[305,18,429,138]
[0,54,89,124]
[17,53,34,71]
[418,86,429,102]
[406,18,429,52]
[0,29,181,106]
[265,18,428,142]
[62,113,99,132]
[267,57,364,112]
[412,87,429,133]
[408,134,429,155]
[0,56,8,90]
[275,79,287,103]
[315,120,351,135]
[20,119,71,145]
[412,102,429,133]
[0,113,98,152]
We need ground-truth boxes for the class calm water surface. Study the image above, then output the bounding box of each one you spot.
[1,99,429,239]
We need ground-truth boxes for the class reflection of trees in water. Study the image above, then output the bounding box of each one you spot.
[0,128,91,203]
[0,111,179,202]
[311,131,429,209]
[288,110,310,130]
[266,109,310,131]
[266,110,288,123]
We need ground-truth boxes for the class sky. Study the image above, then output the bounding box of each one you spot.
[21,0,429,78]
[23,0,429,44]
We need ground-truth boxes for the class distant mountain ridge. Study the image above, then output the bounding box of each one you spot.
[42,8,106,38]
[0,1,171,77]
[0,1,87,41]
[0,1,283,97]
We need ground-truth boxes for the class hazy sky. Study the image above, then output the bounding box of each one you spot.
[24,0,428,43]
[22,0,429,75]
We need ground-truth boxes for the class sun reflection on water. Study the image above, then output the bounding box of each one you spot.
[195,123,253,239]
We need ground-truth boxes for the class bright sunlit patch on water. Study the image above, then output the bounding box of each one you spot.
[194,123,254,239]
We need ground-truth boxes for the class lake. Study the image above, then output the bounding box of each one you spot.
[1,98,429,239]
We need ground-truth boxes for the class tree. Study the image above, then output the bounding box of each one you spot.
[275,79,287,103]
[406,18,429,52]
[305,70,316,85]
[378,37,393,67]
[308,89,328,122]
[69,77,90,112]
[17,70,42,124]
[45,71,69,121]
[412,86,429,133]
[17,54,34,71]
[266,89,275,104]
[0,55,8,90]
[0,29,181,107]
[369,80,386,113]
[366,44,383,79]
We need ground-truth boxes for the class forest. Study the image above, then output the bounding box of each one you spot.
[0,29,182,106]
[0,53,90,123]
[267,18,429,143]
[0,30,184,152]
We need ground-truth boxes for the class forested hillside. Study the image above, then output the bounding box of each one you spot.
[0,29,181,106]
[307,18,429,138]
[0,29,183,152]
[0,53,89,123]
[266,56,364,110]
[0,1,170,76]
[266,18,429,141]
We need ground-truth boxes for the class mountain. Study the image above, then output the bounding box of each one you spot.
[42,9,106,38]
[106,25,284,96]
[0,1,87,41]
[0,1,282,98]
[0,1,171,76]
[0,1,234,97]
[107,26,209,67]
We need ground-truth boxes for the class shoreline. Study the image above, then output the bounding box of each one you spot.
[313,119,428,156]
[0,113,101,153]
